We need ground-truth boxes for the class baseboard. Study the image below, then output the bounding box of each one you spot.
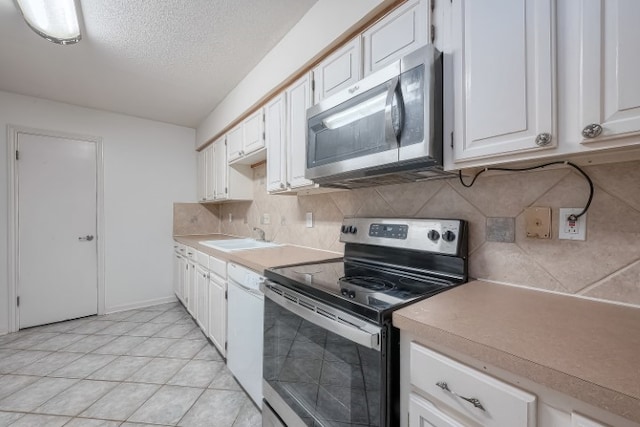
[105,295,177,314]
[0,328,8,337]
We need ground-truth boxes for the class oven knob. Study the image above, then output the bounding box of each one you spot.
[442,230,456,242]
[348,290,356,299]
[341,225,348,234]
[427,229,440,241]
[341,288,349,296]
[349,226,358,234]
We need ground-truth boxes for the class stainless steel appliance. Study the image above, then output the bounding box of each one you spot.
[262,217,469,426]
[306,46,449,189]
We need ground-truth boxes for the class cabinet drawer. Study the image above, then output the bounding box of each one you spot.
[209,255,226,279]
[185,246,196,259]
[196,250,209,269]
[410,343,536,427]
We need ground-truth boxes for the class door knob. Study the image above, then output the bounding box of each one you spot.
[78,235,94,241]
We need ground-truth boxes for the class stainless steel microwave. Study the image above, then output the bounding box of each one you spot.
[306,45,449,189]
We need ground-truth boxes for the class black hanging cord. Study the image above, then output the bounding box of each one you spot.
[458,161,594,221]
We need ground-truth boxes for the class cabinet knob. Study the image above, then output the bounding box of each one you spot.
[535,133,552,147]
[582,123,603,139]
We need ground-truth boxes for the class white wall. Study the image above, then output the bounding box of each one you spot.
[0,90,196,333]
[196,0,387,147]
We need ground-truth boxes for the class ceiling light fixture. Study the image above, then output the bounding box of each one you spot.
[14,0,82,45]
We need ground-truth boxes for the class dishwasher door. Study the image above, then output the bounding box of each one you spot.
[227,264,264,407]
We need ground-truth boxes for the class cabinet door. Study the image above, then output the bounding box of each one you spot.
[208,276,227,357]
[173,254,184,301]
[410,394,466,427]
[214,137,228,200]
[451,0,556,162]
[196,150,206,202]
[265,93,287,192]
[195,266,209,334]
[187,260,196,315]
[286,74,314,189]
[205,144,215,201]
[243,109,265,155]
[579,0,640,144]
[226,125,243,162]
[178,256,187,304]
[313,37,362,103]
[362,0,428,76]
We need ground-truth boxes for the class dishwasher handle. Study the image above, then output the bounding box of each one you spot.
[229,278,264,298]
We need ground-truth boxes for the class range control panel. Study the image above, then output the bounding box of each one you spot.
[368,223,408,239]
[340,217,466,256]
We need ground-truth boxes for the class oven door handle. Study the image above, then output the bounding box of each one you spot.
[264,286,381,351]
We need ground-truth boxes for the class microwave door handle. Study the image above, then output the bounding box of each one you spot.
[385,77,401,146]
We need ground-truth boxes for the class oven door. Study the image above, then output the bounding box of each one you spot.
[263,282,384,427]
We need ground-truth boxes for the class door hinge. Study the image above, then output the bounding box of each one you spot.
[430,24,436,43]
[15,150,19,161]
[311,79,315,92]
[431,0,435,11]
[262,132,266,141]
[225,187,228,194]
[225,290,228,300]
[17,296,20,307]
[225,341,228,350]
[451,132,454,148]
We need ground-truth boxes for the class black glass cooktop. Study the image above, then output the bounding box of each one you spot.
[265,259,461,324]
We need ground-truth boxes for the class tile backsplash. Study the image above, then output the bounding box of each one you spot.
[177,161,640,308]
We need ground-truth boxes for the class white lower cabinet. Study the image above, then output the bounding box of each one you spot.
[409,343,536,427]
[208,271,227,356]
[410,393,466,427]
[172,249,187,305]
[194,264,209,334]
[176,244,228,357]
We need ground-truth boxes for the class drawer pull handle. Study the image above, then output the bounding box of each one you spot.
[436,381,485,411]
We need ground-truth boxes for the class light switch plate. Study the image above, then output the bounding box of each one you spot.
[305,212,313,228]
[524,207,551,239]
[262,213,271,225]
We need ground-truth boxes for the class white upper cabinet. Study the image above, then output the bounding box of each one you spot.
[312,37,362,104]
[286,73,314,189]
[213,137,228,200]
[205,144,215,201]
[226,125,244,163]
[196,149,206,202]
[265,93,287,192]
[578,0,640,145]
[227,109,266,164]
[242,109,265,156]
[362,0,429,76]
[449,0,555,165]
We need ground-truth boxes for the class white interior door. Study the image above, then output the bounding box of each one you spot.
[17,132,98,328]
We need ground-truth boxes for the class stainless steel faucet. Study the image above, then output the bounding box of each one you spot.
[253,227,266,241]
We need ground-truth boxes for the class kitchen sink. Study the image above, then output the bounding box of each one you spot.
[199,238,281,252]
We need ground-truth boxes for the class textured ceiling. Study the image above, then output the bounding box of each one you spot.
[0,0,317,127]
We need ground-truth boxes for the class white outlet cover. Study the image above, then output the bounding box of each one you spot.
[305,212,313,228]
[262,213,271,225]
[558,208,586,241]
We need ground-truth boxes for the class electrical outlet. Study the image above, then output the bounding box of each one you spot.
[306,212,313,228]
[559,208,586,240]
[262,213,271,225]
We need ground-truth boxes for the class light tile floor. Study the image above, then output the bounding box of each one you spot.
[0,302,261,427]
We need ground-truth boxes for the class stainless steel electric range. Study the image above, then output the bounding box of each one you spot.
[261,217,468,427]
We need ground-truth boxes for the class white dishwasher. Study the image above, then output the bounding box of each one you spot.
[226,262,264,407]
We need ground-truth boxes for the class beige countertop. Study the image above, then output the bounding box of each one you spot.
[174,234,342,273]
[393,280,640,423]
